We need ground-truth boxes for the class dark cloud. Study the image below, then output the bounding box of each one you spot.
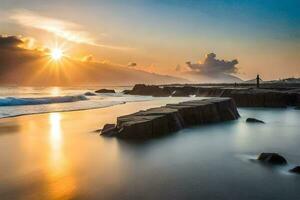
[186,53,238,75]
[128,62,137,67]
[0,35,23,48]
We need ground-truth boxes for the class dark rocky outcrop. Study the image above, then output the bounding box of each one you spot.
[257,153,287,165]
[95,89,116,93]
[289,166,300,174]
[84,92,97,96]
[124,84,300,107]
[101,124,117,137]
[100,98,239,139]
[125,84,170,97]
[171,86,197,97]
[246,118,265,123]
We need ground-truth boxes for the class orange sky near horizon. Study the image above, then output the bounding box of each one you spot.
[0,1,299,83]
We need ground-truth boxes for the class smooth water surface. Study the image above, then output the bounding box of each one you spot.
[0,100,300,199]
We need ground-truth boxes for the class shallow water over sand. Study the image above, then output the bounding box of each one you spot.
[0,100,300,200]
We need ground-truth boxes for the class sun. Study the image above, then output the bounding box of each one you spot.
[50,48,63,61]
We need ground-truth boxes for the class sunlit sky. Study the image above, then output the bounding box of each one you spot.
[0,0,299,82]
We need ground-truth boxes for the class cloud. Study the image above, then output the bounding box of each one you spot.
[82,55,94,62]
[0,35,23,48]
[9,10,133,51]
[0,35,184,86]
[186,53,238,75]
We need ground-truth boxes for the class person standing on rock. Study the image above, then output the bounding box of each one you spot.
[256,74,262,88]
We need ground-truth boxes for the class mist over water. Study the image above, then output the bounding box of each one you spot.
[0,94,299,199]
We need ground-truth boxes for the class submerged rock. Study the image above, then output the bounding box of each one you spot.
[246,118,265,123]
[95,89,116,93]
[122,90,131,94]
[84,92,97,96]
[257,153,287,165]
[289,166,300,174]
[100,98,240,139]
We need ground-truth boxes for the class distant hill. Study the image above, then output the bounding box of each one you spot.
[182,71,243,83]
[0,47,187,86]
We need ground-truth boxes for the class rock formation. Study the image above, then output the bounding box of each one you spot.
[124,84,300,107]
[289,166,300,174]
[257,153,287,165]
[84,92,97,96]
[124,84,170,97]
[246,118,265,123]
[95,89,116,93]
[101,98,239,139]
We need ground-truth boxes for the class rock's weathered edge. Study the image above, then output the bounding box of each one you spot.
[101,97,239,139]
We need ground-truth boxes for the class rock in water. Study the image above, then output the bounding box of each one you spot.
[126,84,170,97]
[257,153,287,165]
[95,89,116,93]
[101,124,117,137]
[84,92,97,96]
[100,98,240,139]
[289,166,300,174]
[246,118,265,123]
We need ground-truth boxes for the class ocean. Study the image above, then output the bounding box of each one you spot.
[0,87,299,199]
[0,86,156,118]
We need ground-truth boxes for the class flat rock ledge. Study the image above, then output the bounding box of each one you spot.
[125,84,300,107]
[101,97,240,139]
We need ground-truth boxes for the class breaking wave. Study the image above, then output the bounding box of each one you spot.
[0,95,88,107]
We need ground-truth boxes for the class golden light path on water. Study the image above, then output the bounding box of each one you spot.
[47,112,76,199]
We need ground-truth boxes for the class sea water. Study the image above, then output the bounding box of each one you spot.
[0,87,299,199]
[0,86,156,118]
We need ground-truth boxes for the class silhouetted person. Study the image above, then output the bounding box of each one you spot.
[256,74,261,88]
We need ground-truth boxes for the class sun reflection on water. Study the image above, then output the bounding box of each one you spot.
[48,112,76,199]
[50,113,62,151]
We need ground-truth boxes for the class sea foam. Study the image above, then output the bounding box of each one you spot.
[0,95,88,107]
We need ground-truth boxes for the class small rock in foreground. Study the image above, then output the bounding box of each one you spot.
[246,118,265,123]
[289,166,300,174]
[95,89,116,93]
[257,153,287,165]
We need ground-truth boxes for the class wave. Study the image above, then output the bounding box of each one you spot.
[0,95,88,107]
